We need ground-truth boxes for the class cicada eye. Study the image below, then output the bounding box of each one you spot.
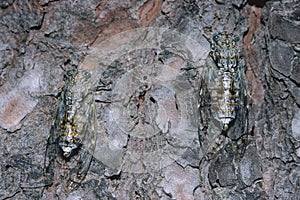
[234,35,240,42]
[213,34,219,42]
[66,70,75,77]
[83,70,91,78]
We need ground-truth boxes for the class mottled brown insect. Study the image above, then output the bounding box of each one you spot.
[44,69,96,191]
[198,32,248,156]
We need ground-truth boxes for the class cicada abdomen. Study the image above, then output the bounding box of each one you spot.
[199,32,248,157]
[44,69,96,191]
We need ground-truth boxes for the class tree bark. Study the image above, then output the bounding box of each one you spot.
[0,0,299,199]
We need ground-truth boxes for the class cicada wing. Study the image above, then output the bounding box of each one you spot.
[198,78,211,134]
[229,66,249,157]
[198,56,230,158]
[44,96,65,187]
[68,105,96,191]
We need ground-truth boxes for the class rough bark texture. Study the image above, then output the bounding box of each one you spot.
[0,0,299,199]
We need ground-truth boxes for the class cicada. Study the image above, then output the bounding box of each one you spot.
[44,69,96,191]
[198,32,248,157]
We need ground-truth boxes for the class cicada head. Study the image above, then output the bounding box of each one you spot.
[210,32,241,72]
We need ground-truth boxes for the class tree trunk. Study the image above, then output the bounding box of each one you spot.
[0,0,299,199]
